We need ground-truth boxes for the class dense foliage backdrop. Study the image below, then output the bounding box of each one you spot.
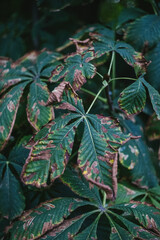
[1,0,160,239]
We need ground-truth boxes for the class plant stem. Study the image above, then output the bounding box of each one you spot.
[103,191,107,207]
[108,77,137,83]
[81,87,107,103]
[150,0,158,15]
[141,194,148,202]
[108,51,115,76]
[112,51,116,99]
[96,71,104,79]
[86,81,108,114]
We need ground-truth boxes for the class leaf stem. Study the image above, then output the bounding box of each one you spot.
[108,51,115,76]
[112,51,116,99]
[150,0,158,15]
[108,77,137,83]
[86,81,108,114]
[103,191,107,207]
[81,87,107,103]
[141,193,148,202]
[96,71,104,79]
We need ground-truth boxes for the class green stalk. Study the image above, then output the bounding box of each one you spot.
[96,71,104,79]
[108,51,115,77]
[86,81,108,114]
[150,0,158,15]
[111,51,116,99]
[108,77,137,83]
[81,87,107,103]
[103,191,107,207]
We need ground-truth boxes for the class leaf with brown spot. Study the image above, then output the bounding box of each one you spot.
[107,206,160,239]
[27,80,54,131]
[115,183,145,204]
[118,116,158,189]
[111,202,160,236]
[49,52,96,91]
[118,77,146,117]
[21,113,80,187]
[0,81,29,150]
[7,198,88,240]
[47,81,77,105]
[23,90,133,199]
[39,212,95,240]
[142,77,160,120]
[146,113,160,141]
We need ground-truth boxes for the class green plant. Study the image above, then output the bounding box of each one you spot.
[1,0,160,239]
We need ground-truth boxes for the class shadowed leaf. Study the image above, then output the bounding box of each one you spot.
[142,78,160,120]
[0,144,29,220]
[118,78,146,116]
[7,198,88,240]
[119,117,158,188]
[126,15,160,50]
[0,81,29,150]
[61,167,101,204]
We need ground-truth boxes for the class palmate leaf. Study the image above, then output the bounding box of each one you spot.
[0,144,29,220]
[118,77,146,116]
[22,88,132,199]
[126,15,160,50]
[119,117,158,188]
[49,51,96,91]
[90,33,136,66]
[108,203,160,239]
[0,81,29,150]
[7,198,90,240]
[0,51,60,141]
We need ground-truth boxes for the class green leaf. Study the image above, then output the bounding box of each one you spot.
[115,183,145,204]
[1,51,60,132]
[117,7,146,27]
[22,89,131,199]
[8,198,89,240]
[78,116,118,199]
[109,220,133,240]
[21,113,80,187]
[0,144,29,220]
[40,212,95,240]
[27,80,54,131]
[108,208,159,239]
[118,78,146,116]
[119,117,158,188]
[61,167,101,204]
[142,78,160,120]
[146,42,160,90]
[0,81,28,150]
[91,33,136,66]
[146,113,160,141]
[126,15,160,50]
[74,214,100,240]
[111,202,160,235]
[49,52,96,91]
[0,165,25,220]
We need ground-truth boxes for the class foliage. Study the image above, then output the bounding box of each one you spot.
[1,0,160,239]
